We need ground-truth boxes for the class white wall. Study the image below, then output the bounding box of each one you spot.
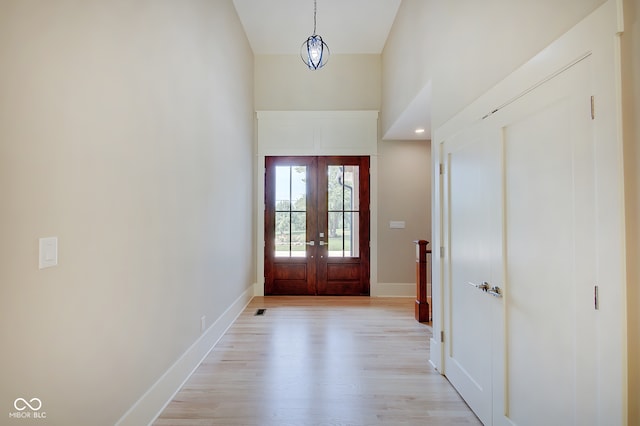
[622,0,640,423]
[0,1,255,424]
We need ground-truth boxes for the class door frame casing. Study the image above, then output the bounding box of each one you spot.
[255,111,379,297]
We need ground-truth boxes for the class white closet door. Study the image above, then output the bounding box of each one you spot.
[494,56,597,426]
[443,120,503,426]
[443,56,597,425]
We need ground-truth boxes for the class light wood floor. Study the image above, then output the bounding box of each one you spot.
[154,297,480,426]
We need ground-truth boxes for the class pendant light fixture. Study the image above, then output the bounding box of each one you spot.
[300,0,329,70]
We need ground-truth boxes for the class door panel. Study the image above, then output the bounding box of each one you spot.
[317,156,370,295]
[265,157,317,295]
[265,156,370,296]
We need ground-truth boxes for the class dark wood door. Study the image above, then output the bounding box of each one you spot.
[265,156,370,295]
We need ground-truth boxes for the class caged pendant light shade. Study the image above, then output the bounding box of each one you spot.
[300,0,329,70]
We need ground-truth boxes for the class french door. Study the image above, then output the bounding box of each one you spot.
[264,156,370,295]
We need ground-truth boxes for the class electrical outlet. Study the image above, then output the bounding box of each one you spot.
[200,316,206,333]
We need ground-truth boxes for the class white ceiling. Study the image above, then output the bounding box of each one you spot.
[232,0,402,55]
[232,0,430,141]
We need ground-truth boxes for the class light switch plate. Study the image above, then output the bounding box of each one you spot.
[389,221,406,229]
[39,237,58,269]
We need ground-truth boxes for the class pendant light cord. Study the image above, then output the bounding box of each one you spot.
[313,0,317,35]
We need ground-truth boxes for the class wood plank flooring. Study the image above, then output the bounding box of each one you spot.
[154,297,480,425]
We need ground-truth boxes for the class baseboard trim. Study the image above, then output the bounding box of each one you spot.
[429,337,442,373]
[373,282,415,297]
[115,286,254,426]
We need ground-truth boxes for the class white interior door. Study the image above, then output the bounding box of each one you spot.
[443,120,503,426]
[443,56,598,426]
[494,55,597,426]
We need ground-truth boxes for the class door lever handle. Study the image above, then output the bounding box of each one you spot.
[319,241,328,246]
[306,241,315,246]
[488,286,502,297]
[468,281,490,291]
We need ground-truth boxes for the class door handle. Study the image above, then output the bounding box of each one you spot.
[488,286,502,297]
[319,241,328,246]
[468,281,490,291]
[306,241,315,246]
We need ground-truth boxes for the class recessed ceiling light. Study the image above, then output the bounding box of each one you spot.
[415,128,425,134]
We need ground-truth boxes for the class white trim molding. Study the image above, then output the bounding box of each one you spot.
[256,110,379,296]
[115,287,254,426]
[256,110,379,156]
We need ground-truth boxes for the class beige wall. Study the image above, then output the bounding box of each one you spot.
[377,140,431,284]
[255,54,430,287]
[255,54,381,111]
[0,1,254,424]
[2,0,632,423]
[381,0,431,136]
[622,0,640,422]
[382,0,605,133]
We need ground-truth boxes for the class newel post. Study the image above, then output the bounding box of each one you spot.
[414,240,431,323]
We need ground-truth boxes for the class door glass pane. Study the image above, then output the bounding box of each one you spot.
[345,212,359,257]
[342,166,359,210]
[274,166,307,257]
[275,212,290,257]
[328,212,344,254]
[291,212,306,257]
[291,167,307,211]
[328,166,344,210]
[327,165,360,257]
[275,167,291,210]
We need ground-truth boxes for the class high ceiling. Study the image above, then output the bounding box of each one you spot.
[232,0,430,141]
[232,0,402,55]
